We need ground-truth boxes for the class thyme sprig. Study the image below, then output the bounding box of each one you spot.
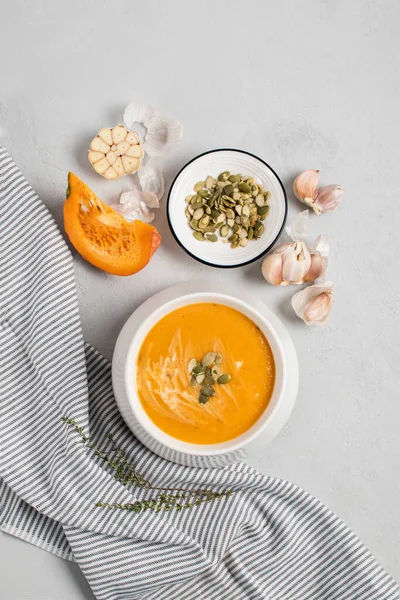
[62,416,233,513]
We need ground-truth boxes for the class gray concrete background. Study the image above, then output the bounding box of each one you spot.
[1,1,399,598]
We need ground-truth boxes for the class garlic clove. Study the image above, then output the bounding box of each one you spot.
[262,212,328,286]
[308,235,330,281]
[113,157,124,177]
[122,155,140,174]
[303,252,324,282]
[304,292,331,323]
[116,141,130,155]
[88,150,104,164]
[112,125,128,144]
[125,145,143,158]
[293,170,319,210]
[126,131,141,145]
[262,252,284,285]
[315,184,343,213]
[293,170,343,214]
[281,241,312,284]
[90,137,110,154]
[92,157,109,174]
[98,128,113,145]
[291,281,333,325]
[104,166,118,180]
[106,151,118,165]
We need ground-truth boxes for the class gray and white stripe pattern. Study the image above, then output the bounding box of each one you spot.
[0,145,398,600]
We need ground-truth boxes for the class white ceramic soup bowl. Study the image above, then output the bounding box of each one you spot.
[112,282,298,468]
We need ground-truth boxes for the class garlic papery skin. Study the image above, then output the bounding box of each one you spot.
[314,184,343,214]
[111,190,159,223]
[285,209,309,241]
[137,159,164,201]
[291,281,334,326]
[293,170,319,210]
[124,103,182,157]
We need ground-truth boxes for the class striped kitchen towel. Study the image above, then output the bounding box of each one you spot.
[0,145,398,600]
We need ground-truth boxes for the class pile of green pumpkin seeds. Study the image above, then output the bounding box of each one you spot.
[185,172,270,248]
[188,351,231,404]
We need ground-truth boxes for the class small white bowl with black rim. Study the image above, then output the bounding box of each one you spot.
[167,149,287,268]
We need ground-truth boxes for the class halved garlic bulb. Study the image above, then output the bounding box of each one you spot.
[261,211,329,286]
[291,281,334,325]
[88,126,143,180]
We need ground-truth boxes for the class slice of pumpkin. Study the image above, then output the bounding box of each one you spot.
[64,172,161,276]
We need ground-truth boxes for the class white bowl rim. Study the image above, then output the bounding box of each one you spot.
[167,148,288,269]
[124,291,287,456]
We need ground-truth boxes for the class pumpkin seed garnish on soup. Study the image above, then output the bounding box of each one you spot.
[187,352,232,404]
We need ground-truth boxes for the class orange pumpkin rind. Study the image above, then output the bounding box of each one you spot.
[64,172,161,276]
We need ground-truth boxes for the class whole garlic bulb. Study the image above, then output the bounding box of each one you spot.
[291,281,334,325]
[293,170,343,214]
[262,211,329,286]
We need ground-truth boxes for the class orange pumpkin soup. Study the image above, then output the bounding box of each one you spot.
[136,303,275,444]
